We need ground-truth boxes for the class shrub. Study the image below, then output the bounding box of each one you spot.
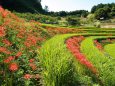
[66,17,80,26]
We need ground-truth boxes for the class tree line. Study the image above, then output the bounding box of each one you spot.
[91,3,115,20]
[0,0,115,20]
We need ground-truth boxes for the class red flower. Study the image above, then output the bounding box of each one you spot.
[4,59,10,64]
[0,47,11,54]
[29,59,35,63]
[9,63,18,72]
[94,40,103,50]
[66,36,97,74]
[24,74,32,79]
[16,52,22,58]
[2,39,12,46]
[1,10,8,18]
[24,35,37,47]
[29,63,37,70]
[4,56,15,63]
[0,26,5,37]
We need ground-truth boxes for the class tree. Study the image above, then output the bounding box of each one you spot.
[95,8,109,20]
[58,11,67,17]
[92,3,115,19]
[0,0,43,13]
[91,6,97,13]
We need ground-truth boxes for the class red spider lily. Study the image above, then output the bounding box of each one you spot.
[2,39,12,46]
[15,52,22,58]
[0,26,6,37]
[29,59,35,63]
[4,59,10,64]
[0,6,8,18]
[4,56,15,63]
[66,36,97,74]
[0,47,11,54]
[24,35,37,47]
[94,40,103,50]
[1,10,8,18]
[9,63,19,72]
[16,30,26,38]
[24,74,32,79]
[29,63,37,70]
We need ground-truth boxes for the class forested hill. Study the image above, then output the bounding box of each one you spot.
[0,0,43,13]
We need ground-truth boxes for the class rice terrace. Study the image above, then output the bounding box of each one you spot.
[0,0,115,86]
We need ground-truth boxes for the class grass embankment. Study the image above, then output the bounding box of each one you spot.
[81,36,115,86]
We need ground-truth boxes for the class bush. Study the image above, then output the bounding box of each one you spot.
[66,17,80,26]
[14,12,60,24]
[94,21,101,28]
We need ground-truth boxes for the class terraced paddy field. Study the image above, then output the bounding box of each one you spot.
[0,7,115,86]
[40,33,115,86]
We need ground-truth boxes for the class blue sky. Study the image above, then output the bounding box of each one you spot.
[41,0,115,12]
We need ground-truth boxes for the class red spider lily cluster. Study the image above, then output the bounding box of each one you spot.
[0,47,11,54]
[24,74,40,80]
[101,38,115,43]
[94,40,103,50]
[0,26,6,37]
[0,7,44,85]
[94,38,115,51]
[66,36,97,74]
[2,39,12,46]
[0,6,8,18]
[44,26,84,36]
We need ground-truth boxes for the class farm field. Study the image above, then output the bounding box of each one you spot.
[0,6,115,86]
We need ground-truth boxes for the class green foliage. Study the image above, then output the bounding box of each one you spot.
[66,17,80,26]
[0,0,43,13]
[47,10,89,17]
[94,8,110,20]
[14,12,59,24]
[91,3,115,20]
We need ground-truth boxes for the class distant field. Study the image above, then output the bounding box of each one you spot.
[101,23,115,28]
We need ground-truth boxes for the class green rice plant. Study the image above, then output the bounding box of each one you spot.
[39,34,100,86]
[81,36,115,86]
[39,34,76,86]
[104,44,115,58]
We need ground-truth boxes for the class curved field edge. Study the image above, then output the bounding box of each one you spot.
[80,36,115,86]
[39,33,115,86]
[104,44,115,58]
